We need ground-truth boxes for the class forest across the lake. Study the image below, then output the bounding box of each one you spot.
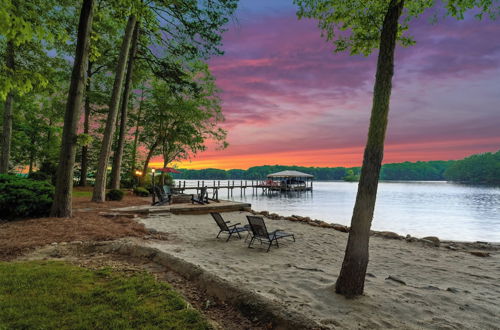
[172,150,500,184]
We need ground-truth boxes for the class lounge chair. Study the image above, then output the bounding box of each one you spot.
[211,212,248,242]
[192,186,209,204]
[246,215,295,252]
[152,186,171,206]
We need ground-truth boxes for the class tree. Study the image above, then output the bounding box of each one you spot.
[50,0,94,217]
[295,0,499,296]
[0,0,71,173]
[91,14,137,202]
[109,22,140,189]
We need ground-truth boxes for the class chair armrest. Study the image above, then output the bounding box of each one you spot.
[227,222,241,228]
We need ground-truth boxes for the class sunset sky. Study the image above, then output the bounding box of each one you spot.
[165,0,500,170]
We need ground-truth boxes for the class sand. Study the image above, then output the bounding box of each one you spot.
[137,211,500,329]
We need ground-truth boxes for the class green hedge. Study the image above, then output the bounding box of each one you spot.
[0,174,54,219]
[133,187,150,197]
[106,189,124,201]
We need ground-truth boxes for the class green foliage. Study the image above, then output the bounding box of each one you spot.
[294,0,499,56]
[0,174,54,219]
[444,150,500,184]
[106,189,124,201]
[380,160,454,180]
[343,169,360,182]
[27,171,49,181]
[133,186,149,197]
[0,261,211,329]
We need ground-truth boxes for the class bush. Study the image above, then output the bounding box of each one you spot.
[28,171,49,181]
[0,174,54,219]
[106,189,124,201]
[133,187,150,197]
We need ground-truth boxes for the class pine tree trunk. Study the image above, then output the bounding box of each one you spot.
[335,0,404,297]
[79,61,92,186]
[110,22,140,189]
[92,15,137,202]
[50,0,94,217]
[0,41,15,174]
[139,141,158,186]
[130,87,144,176]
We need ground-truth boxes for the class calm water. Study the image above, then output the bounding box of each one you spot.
[183,180,500,242]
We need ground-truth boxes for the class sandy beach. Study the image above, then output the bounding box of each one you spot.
[137,211,500,329]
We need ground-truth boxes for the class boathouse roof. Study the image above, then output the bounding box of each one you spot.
[267,170,314,178]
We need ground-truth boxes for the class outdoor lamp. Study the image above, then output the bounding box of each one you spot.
[151,168,156,204]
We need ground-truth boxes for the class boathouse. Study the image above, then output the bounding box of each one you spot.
[266,170,314,191]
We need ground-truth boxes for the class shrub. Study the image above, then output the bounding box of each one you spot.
[106,189,124,201]
[0,174,54,219]
[28,171,49,181]
[133,187,150,197]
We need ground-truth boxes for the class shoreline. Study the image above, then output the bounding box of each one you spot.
[136,210,500,329]
[249,209,500,252]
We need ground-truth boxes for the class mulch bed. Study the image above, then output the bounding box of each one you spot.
[0,191,151,261]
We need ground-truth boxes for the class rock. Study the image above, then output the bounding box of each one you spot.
[259,210,269,216]
[332,224,349,233]
[366,273,376,278]
[148,228,158,234]
[287,216,298,221]
[51,242,58,246]
[308,222,320,227]
[269,213,279,219]
[470,251,490,257]
[447,287,460,293]
[386,275,406,285]
[445,245,458,251]
[319,222,332,228]
[420,239,439,247]
[378,231,402,239]
[422,236,440,247]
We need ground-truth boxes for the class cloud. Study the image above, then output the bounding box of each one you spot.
[179,4,500,169]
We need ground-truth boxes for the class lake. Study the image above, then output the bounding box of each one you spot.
[182,180,500,242]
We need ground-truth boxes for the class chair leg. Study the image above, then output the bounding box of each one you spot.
[216,230,223,238]
[248,236,255,248]
[267,240,273,252]
[292,235,295,242]
[226,232,233,242]
[275,238,279,248]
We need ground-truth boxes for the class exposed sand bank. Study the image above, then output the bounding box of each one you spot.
[138,211,500,329]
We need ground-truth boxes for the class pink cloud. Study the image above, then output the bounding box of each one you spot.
[178,6,500,169]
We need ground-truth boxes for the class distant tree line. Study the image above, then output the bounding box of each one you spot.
[171,160,457,181]
[172,152,499,183]
[444,150,500,185]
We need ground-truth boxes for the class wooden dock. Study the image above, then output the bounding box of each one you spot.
[169,180,313,200]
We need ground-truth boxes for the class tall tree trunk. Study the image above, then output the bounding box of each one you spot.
[92,15,137,202]
[140,140,158,186]
[335,0,404,297]
[50,0,94,217]
[79,61,92,186]
[110,22,140,189]
[0,41,15,174]
[130,87,144,176]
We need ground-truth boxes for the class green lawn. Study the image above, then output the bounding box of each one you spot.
[0,261,211,329]
[72,189,93,197]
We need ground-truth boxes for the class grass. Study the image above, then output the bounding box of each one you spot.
[72,189,93,197]
[0,261,211,329]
